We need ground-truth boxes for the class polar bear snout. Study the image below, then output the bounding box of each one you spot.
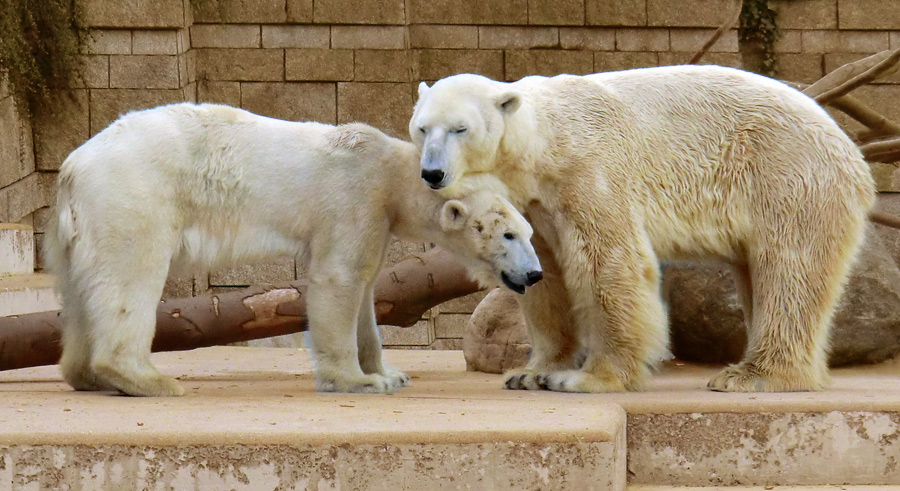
[526,270,543,285]
[501,268,542,294]
[421,168,446,189]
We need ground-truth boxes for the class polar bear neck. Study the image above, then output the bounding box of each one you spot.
[380,140,447,242]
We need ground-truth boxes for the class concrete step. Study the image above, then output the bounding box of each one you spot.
[0,223,34,276]
[630,487,900,490]
[0,348,626,490]
[0,273,60,316]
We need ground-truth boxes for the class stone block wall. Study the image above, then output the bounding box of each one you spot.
[1,0,898,349]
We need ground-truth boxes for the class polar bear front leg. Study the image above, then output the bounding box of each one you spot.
[356,284,409,388]
[306,265,403,394]
[504,230,580,390]
[535,218,670,393]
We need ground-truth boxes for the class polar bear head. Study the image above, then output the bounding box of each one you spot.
[438,190,542,293]
[410,74,522,192]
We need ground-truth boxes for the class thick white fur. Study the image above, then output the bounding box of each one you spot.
[45,103,540,397]
[410,65,876,393]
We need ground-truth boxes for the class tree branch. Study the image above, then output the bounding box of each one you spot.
[803,48,900,104]
[860,137,900,164]
[687,0,742,65]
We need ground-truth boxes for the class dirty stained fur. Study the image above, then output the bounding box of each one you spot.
[410,65,875,393]
[45,103,540,397]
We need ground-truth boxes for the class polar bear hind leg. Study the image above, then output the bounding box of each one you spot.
[356,284,409,388]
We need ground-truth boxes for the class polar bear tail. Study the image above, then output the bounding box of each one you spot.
[44,170,77,287]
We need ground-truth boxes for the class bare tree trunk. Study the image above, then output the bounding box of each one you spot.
[0,248,480,371]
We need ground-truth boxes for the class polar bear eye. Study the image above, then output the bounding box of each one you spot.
[418,126,426,134]
[503,232,516,240]
[453,127,467,134]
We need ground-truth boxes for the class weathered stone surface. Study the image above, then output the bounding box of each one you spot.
[330,26,406,49]
[802,30,890,54]
[0,97,34,189]
[354,50,411,82]
[191,0,286,23]
[337,82,412,138]
[594,51,658,72]
[110,55,181,89]
[285,49,354,81]
[80,55,110,88]
[408,0,528,25]
[669,29,738,53]
[775,53,824,84]
[83,29,132,55]
[435,313,470,339]
[190,24,261,48]
[657,51,742,68]
[838,0,900,30]
[195,48,283,82]
[560,27,616,50]
[505,49,594,80]
[409,25,479,49]
[647,0,733,27]
[33,90,89,171]
[89,89,186,135]
[411,50,505,81]
[197,81,241,106]
[132,30,180,55]
[772,0,837,30]
[286,0,313,22]
[478,27,559,49]
[1,173,56,223]
[261,25,329,48]
[586,0,646,26]
[82,0,186,28]
[382,319,434,345]
[616,28,669,52]
[463,289,531,374]
[210,256,296,286]
[240,82,336,123]
[528,0,584,26]
[313,0,405,24]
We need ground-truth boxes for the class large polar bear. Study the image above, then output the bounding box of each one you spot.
[409,65,876,392]
[46,103,542,397]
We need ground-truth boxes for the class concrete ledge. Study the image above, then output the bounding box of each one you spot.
[0,273,60,316]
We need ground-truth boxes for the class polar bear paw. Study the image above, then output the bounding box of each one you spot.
[380,365,411,389]
[507,369,627,393]
[503,369,543,390]
[317,373,405,394]
[707,363,824,392]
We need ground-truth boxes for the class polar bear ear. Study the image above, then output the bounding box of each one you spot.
[440,200,469,232]
[495,92,521,115]
[418,81,430,97]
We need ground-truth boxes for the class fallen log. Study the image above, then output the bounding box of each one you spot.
[0,248,481,371]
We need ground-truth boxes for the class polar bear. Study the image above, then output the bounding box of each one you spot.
[409,65,876,392]
[46,103,542,397]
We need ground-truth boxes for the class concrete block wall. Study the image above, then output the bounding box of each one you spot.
[2,0,898,347]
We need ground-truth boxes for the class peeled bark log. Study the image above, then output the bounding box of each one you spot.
[804,48,900,104]
[0,248,480,371]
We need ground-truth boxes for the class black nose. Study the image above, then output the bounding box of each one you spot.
[421,169,445,186]
[526,270,543,286]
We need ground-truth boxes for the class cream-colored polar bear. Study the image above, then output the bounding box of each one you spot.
[410,65,876,392]
[46,103,542,397]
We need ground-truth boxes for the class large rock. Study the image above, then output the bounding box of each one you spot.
[464,231,900,372]
[463,288,531,373]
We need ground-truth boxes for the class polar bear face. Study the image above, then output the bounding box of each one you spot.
[439,191,542,293]
[410,74,521,191]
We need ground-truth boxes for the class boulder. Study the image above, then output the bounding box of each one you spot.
[462,288,531,373]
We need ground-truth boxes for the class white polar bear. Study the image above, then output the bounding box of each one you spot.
[409,65,876,393]
[46,103,542,397]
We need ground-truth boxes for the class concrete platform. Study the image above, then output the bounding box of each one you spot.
[0,348,898,489]
[0,273,60,316]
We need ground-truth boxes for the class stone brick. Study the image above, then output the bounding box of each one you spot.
[285,49,354,81]
[177,28,189,54]
[669,29,738,53]
[594,51,658,72]
[0,71,8,99]
[80,55,110,88]
[81,0,186,28]
[825,53,900,84]
[184,50,197,83]
[286,0,313,22]
[337,82,413,138]
[560,28,615,50]
[241,82,336,123]
[648,0,734,27]
[839,0,900,30]
[331,26,406,49]
[31,207,52,233]
[210,257,295,286]
[802,30,890,53]
[83,29,132,55]
[381,319,433,345]
[162,274,194,299]
[3,172,55,223]
[772,0,837,29]
[892,31,900,49]
[411,50,504,81]
[409,26,479,49]
[586,0,646,26]
[505,50,594,81]
[191,0,286,23]
[0,98,34,189]
[438,290,489,314]
[33,90,89,172]
[191,24,261,48]
[616,28,669,51]
[478,27,559,49]
[195,48,284,81]
[776,53,824,83]
[657,52,742,69]
[89,89,186,135]
[132,30,179,54]
[355,50,412,82]
[434,313,470,339]
[528,0,584,26]
[775,30,803,53]
[262,25,330,48]
[313,0,405,24]
[197,81,241,105]
[110,55,180,89]
[182,80,198,102]
[408,0,528,25]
